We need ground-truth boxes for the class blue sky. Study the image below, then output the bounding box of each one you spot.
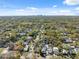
[0,0,79,16]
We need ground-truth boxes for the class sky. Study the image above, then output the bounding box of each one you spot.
[0,0,79,16]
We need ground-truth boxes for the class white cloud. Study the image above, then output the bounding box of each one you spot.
[63,0,79,5]
[74,7,79,14]
[16,9,25,12]
[75,7,79,10]
[58,10,75,15]
[59,10,71,13]
[0,7,77,16]
[26,7,38,10]
[53,5,57,8]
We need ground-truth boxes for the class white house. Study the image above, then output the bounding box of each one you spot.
[53,47,59,55]
[24,44,29,52]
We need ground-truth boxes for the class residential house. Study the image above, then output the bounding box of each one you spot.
[53,47,59,55]
[26,36,33,43]
[63,38,73,43]
[62,49,68,55]
[68,46,76,55]
[41,44,53,57]
[19,32,26,36]
[74,46,79,54]
[24,44,29,52]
